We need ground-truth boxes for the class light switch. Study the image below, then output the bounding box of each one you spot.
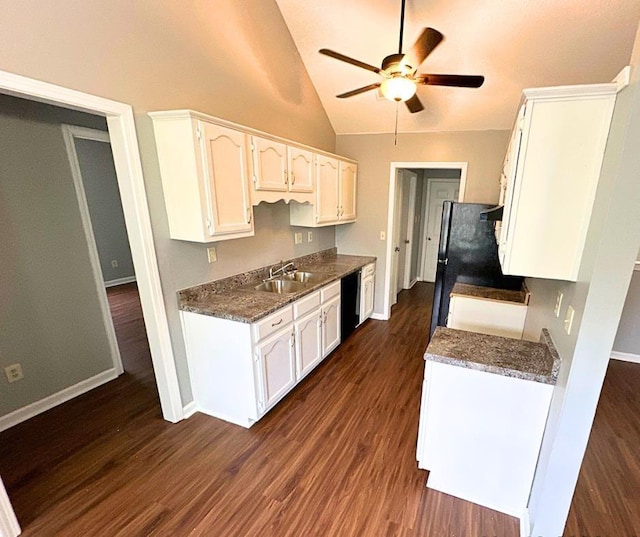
[380,231,386,241]
[564,306,575,335]
[307,231,313,243]
[207,246,217,263]
[294,232,303,245]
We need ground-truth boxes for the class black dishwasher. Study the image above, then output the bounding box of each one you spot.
[341,271,360,342]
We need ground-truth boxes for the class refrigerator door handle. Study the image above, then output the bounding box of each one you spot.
[438,257,448,265]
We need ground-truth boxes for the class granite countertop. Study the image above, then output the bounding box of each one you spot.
[450,283,530,305]
[425,327,560,385]
[178,248,376,323]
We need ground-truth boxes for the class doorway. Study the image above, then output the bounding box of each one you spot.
[384,163,467,319]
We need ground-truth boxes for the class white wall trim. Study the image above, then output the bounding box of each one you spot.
[370,312,388,321]
[62,124,124,376]
[0,369,118,433]
[382,162,468,319]
[0,479,20,537]
[105,276,137,288]
[610,350,640,364]
[0,69,183,425]
[520,508,531,537]
[182,401,198,418]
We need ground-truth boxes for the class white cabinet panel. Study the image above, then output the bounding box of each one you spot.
[251,136,288,192]
[256,328,296,411]
[316,155,340,224]
[447,296,527,339]
[339,161,357,222]
[295,310,323,380]
[360,276,375,324]
[322,296,341,356]
[288,147,314,193]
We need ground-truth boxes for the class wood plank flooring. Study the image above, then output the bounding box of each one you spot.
[5,282,637,536]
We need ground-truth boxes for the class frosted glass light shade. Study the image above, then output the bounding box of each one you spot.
[380,76,417,102]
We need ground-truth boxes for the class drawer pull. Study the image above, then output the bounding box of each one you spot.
[272,319,283,327]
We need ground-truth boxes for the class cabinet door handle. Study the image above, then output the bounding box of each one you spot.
[337,206,340,217]
[247,207,252,224]
[284,170,288,185]
[272,318,283,327]
[291,171,296,185]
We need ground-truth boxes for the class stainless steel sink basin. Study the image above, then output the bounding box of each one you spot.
[281,271,324,283]
[253,279,307,294]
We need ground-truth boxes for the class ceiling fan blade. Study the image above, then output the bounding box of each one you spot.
[336,83,381,99]
[417,74,485,88]
[405,94,424,113]
[319,49,381,74]
[401,28,444,71]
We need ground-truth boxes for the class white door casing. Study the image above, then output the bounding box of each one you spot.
[422,179,461,282]
[403,172,418,289]
[0,478,19,537]
[391,170,404,305]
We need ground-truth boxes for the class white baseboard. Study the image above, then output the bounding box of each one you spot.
[182,401,198,418]
[0,368,118,432]
[370,313,388,321]
[104,275,136,288]
[520,508,531,537]
[611,351,640,364]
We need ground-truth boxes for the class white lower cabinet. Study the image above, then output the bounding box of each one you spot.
[182,281,341,427]
[359,263,376,324]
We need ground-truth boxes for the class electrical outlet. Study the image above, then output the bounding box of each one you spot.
[4,364,24,383]
[554,292,563,317]
[380,231,386,241]
[564,306,575,335]
[111,260,119,268]
[307,231,313,243]
[207,246,217,263]
[294,232,303,245]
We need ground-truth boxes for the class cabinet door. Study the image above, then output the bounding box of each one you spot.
[199,121,253,237]
[251,136,288,192]
[359,275,375,324]
[339,161,357,222]
[295,310,323,380]
[322,296,341,356]
[256,328,296,411]
[288,147,314,193]
[315,155,339,224]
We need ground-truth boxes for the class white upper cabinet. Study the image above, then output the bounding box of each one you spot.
[251,136,288,192]
[288,146,314,193]
[289,156,358,227]
[149,111,253,243]
[497,84,618,281]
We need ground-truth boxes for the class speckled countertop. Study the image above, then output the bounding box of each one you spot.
[425,327,560,384]
[450,283,529,305]
[178,248,376,323]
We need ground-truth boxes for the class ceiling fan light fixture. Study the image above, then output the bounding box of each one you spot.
[380,75,417,102]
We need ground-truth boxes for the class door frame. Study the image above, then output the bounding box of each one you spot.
[0,478,20,537]
[383,162,468,320]
[420,178,462,282]
[0,70,183,423]
[390,169,404,307]
[61,125,124,376]
[402,172,418,290]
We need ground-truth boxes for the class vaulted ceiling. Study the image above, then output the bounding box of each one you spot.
[275,0,640,134]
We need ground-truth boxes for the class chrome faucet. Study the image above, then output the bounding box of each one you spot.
[269,261,295,279]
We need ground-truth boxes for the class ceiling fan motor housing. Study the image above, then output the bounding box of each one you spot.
[382,53,412,75]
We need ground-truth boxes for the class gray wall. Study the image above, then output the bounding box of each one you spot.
[0,0,337,406]
[75,137,135,283]
[524,22,640,535]
[612,269,640,354]
[334,129,507,316]
[0,110,115,417]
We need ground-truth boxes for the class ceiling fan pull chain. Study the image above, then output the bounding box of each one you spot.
[394,103,399,146]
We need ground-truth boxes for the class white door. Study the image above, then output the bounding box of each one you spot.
[251,136,288,192]
[200,121,253,237]
[390,171,404,306]
[256,328,296,410]
[322,296,341,356]
[315,155,339,224]
[422,179,460,282]
[295,310,323,379]
[288,147,314,193]
[403,173,418,289]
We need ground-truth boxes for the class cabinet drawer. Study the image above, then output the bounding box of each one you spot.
[362,263,375,278]
[294,291,321,319]
[321,281,340,302]
[253,306,293,342]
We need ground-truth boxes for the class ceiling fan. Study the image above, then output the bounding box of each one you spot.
[319,0,485,113]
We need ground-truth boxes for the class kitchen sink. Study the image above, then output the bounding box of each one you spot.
[281,271,324,283]
[253,279,307,294]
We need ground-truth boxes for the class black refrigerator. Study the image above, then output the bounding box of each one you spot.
[429,201,523,337]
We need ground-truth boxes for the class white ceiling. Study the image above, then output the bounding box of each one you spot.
[275,0,640,134]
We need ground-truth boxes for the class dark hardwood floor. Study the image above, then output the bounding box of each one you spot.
[4,282,636,536]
